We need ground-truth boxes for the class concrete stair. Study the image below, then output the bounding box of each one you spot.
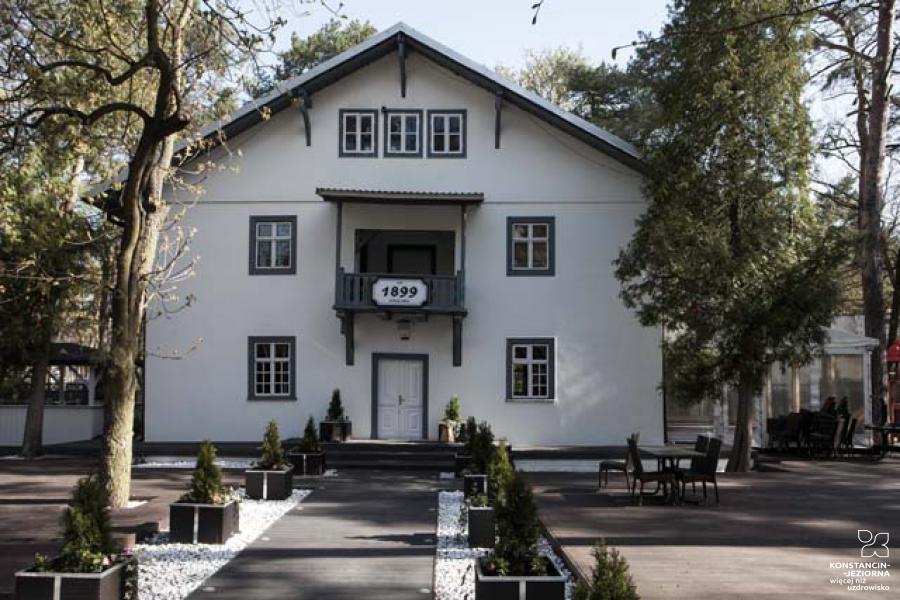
[322,440,461,472]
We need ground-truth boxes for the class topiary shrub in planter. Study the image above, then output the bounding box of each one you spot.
[439,395,461,442]
[464,420,495,496]
[320,389,352,442]
[476,472,566,600]
[170,441,239,544]
[574,542,639,600]
[288,416,326,476]
[246,420,294,500]
[15,475,138,600]
[454,416,477,476]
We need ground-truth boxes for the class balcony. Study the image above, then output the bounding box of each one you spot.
[334,269,466,315]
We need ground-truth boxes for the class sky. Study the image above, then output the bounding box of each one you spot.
[270,0,671,70]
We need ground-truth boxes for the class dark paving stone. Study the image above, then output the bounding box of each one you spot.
[186,470,446,600]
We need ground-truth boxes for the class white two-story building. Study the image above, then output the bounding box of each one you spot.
[144,23,664,446]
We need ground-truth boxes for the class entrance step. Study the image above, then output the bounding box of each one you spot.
[322,440,460,472]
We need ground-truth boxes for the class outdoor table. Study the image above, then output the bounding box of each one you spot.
[638,445,706,503]
[864,425,900,460]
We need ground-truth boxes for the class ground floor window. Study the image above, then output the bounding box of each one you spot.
[506,338,555,400]
[248,336,296,400]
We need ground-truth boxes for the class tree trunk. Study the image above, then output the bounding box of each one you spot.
[859,0,896,428]
[21,337,51,458]
[726,376,755,472]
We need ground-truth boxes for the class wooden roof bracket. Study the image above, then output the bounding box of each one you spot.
[494,91,503,149]
[398,33,407,98]
[297,88,312,146]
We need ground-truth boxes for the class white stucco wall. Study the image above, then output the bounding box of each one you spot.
[145,50,663,445]
[0,406,103,446]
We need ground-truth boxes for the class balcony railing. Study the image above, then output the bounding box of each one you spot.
[334,269,465,314]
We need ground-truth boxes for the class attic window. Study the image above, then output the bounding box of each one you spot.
[428,110,466,157]
[384,110,422,157]
[340,109,377,157]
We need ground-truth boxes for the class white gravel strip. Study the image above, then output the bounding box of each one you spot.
[134,487,311,600]
[133,456,255,469]
[434,491,575,600]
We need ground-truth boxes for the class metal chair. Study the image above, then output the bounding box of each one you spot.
[627,436,675,506]
[678,436,722,504]
[599,432,639,489]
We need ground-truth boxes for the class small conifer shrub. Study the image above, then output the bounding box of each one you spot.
[256,419,286,470]
[574,542,639,600]
[443,395,461,422]
[296,416,321,453]
[326,389,345,421]
[482,471,546,576]
[183,440,227,504]
[487,439,514,506]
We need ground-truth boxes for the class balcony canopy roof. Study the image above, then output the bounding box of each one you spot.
[316,187,484,205]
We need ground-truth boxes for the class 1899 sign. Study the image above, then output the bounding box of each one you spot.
[371,278,428,307]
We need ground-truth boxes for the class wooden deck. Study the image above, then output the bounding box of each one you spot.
[526,459,900,599]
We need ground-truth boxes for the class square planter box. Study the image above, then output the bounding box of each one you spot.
[475,558,567,600]
[320,420,352,442]
[245,466,294,500]
[454,452,472,477]
[15,559,126,600]
[468,506,495,548]
[169,499,239,544]
[287,451,325,476]
[464,474,487,498]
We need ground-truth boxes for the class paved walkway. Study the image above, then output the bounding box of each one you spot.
[186,471,443,600]
[526,459,900,600]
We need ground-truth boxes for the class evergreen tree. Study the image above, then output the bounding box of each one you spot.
[487,439,514,506]
[327,389,345,421]
[615,0,845,471]
[489,472,544,576]
[53,475,115,573]
[186,440,225,504]
[298,416,320,453]
[574,542,639,600]
[257,419,285,470]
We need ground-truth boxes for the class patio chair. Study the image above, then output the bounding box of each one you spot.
[807,412,837,458]
[677,436,722,504]
[840,418,857,457]
[769,412,802,452]
[599,432,639,489]
[627,437,675,506]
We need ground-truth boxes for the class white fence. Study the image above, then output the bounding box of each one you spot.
[0,405,103,447]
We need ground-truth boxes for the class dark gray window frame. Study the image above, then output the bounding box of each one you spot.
[506,216,556,277]
[382,109,424,158]
[426,109,467,158]
[505,337,556,402]
[371,353,429,440]
[338,109,378,158]
[247,336,297,401]
[249,215,297,275]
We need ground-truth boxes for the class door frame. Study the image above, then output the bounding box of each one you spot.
[371,353,429,440]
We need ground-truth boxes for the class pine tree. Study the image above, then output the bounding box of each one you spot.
[186,440,225,504]
[257,420,285,470]
[55,475,114,573]
[490,472,544,576]
[616,0,845,471]
[487,439,514,506]
[327,389,345,421]
[298,416,320,453]
[575,542,639,600]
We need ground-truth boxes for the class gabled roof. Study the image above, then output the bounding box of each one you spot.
[181,22,644,173]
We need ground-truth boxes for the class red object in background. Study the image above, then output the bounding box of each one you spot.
[887,340,900,424]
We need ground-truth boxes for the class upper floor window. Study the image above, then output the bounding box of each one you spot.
[384,110,423,157]
[248,337,296,400]
[506,338,556,401]
[507,217,555,276]
[249,216,297,275]
[427,110,466,157]
[339,109,377,157]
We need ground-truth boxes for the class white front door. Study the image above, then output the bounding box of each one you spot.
[377,358,425,439]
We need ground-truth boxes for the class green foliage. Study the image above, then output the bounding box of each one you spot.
[35,475,114,573]
[497,47,653,143]
[575,542,639,600]
[486,472,545,576]
[250,18,377,96]
[457,415,477,448]
[256,420,285,470]
[185,440,226,504]
[615,1,845,468]
[487,439,514,505]
[443,395,461,422]
[469,421,495,474]
[326,389,345,421]
[296,416,321,453]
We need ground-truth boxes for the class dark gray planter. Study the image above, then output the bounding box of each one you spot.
[287,451,325,476]
[468,506,495,548]
[14,559,126,600]
[320,420,352,442]
[464,474,487,498]
[454,452,472,477]
[475,558,567,600]
[169,499,239,544]
[245,466,293,500]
